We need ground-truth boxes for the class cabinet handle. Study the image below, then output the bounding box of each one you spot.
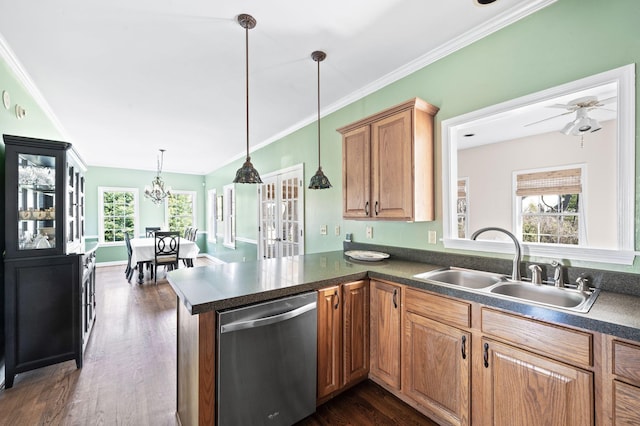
[333,290,340,310]
[392,288,398,309]
[483,342,489,368]
[375,201,379,216]
[365,201,369,216]
[461,335,467,360]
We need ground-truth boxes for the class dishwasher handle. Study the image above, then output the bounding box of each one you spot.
[220,301,317,334]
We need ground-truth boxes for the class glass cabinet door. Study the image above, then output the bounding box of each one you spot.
[17,153,57,250]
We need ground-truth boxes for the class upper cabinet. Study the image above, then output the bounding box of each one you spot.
[4,134,86,259]
[338,98,439,221]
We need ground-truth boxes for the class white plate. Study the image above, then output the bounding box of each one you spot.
[344,250,390,261]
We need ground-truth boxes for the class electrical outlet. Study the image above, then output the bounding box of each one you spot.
[320,224,327,235]
[428,230,437,244]
[335,225,340,236]
[366,226,373,239]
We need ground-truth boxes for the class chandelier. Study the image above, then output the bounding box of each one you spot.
[144,149,172,205]
[233,13,262,184]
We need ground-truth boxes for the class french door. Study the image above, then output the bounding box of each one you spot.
[258,165,304,259]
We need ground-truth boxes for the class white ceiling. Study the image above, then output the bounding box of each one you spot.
[0,0,554,175]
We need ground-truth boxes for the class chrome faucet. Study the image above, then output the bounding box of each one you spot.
[470,227,522,281]
[529,264,542,284]
[552,261,564,287]
[576,274,589,292]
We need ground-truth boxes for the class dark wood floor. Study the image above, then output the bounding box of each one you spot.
[0,260,437,425]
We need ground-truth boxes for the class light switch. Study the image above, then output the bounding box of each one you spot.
[366,226,373,239]
[335,225,340,236]
[428,230,437,244]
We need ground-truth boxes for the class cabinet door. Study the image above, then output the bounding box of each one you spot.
[342,280,369,387]
[482,338,593,426]
[613,380,640,425]
[370,280,402,390]
[317,286,342,399]
[371,109,413,219]
[342,125,371,218]
[403,311,470,426]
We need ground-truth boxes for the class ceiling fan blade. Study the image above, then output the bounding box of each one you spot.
[524,110,574,127]
[597,96,617,105]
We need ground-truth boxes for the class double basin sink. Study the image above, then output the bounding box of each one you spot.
[413,267,599,313]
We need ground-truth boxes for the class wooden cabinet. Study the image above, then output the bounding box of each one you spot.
[3,135,93,388]
[317,280,369,401]
[370,280,402,390]
[607,339,640,425]
[481,338,593,426]
[338,98,439,222]
[480,308,594,426]
[403,288,471,426]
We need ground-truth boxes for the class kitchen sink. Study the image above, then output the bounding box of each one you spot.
[489,282,598,311]
[413,267,599,313]
[413,267,507,289]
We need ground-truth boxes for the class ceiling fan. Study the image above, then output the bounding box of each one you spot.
[525,95,616,136]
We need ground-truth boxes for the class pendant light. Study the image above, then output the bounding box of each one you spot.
[308,50,332,189]
[233,13,262,184]
[144,149,172,205]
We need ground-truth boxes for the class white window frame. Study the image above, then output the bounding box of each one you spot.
[223,184,235,249]
[207,188,217,244]
[164,190,197,232]
[513,164,586,246]
[98,186,139,246]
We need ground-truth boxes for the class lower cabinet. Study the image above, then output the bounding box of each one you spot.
[4,254,83,388]
[81,247,97,351]
[369,279,402,390]
[404,312,471,426]
[317,280,369,402]
[403,288,471,426]
[609,339,640,425]
[481,338,593,426]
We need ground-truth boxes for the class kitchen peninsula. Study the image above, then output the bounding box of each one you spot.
[168,250,640,426]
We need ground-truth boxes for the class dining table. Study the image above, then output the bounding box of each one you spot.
[130,237,200,284]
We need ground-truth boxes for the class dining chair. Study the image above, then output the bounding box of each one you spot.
[181,227,198,267]
[124,231,134,282]
[151,231,181,284]
[145,226,161,238]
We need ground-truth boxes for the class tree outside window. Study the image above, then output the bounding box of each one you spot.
[167,190,196,233]
[99,187,138,243]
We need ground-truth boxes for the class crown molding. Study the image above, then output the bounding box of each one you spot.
[0,32,70,139]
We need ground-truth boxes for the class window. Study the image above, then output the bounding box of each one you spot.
[207,189,217,244]
[98,187,139,244]
[515,167,584,245]
[223,184,235,249]
[457,178,468,239]
[166,190,196,233]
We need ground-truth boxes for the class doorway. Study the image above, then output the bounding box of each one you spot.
[258,165,304,259]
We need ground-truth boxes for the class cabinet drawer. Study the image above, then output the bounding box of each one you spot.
[613,340,640,384]
[481,308,592,367]
[405,288,470,329]
[613,380,640,425]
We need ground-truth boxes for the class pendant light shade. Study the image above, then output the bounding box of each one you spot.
[308,50,331,189]
[233,13,262,184]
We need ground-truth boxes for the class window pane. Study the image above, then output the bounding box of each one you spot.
[101,189,136,242]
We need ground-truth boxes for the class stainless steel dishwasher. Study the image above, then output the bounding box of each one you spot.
[217,292,318,425]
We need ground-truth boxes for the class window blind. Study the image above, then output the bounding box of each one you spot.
[516,168,582,197]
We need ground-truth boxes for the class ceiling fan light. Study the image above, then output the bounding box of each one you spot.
[561,121,576,136]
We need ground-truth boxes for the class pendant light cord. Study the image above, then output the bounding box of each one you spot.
[317,57,321,167]
[245,24,250,160]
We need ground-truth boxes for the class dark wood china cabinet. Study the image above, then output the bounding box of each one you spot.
[3,134,97,388]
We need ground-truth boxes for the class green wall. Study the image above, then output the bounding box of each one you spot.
[204,0,640,272]
[85,166,206,263]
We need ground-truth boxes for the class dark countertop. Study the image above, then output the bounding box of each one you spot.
[167,250,640,343]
